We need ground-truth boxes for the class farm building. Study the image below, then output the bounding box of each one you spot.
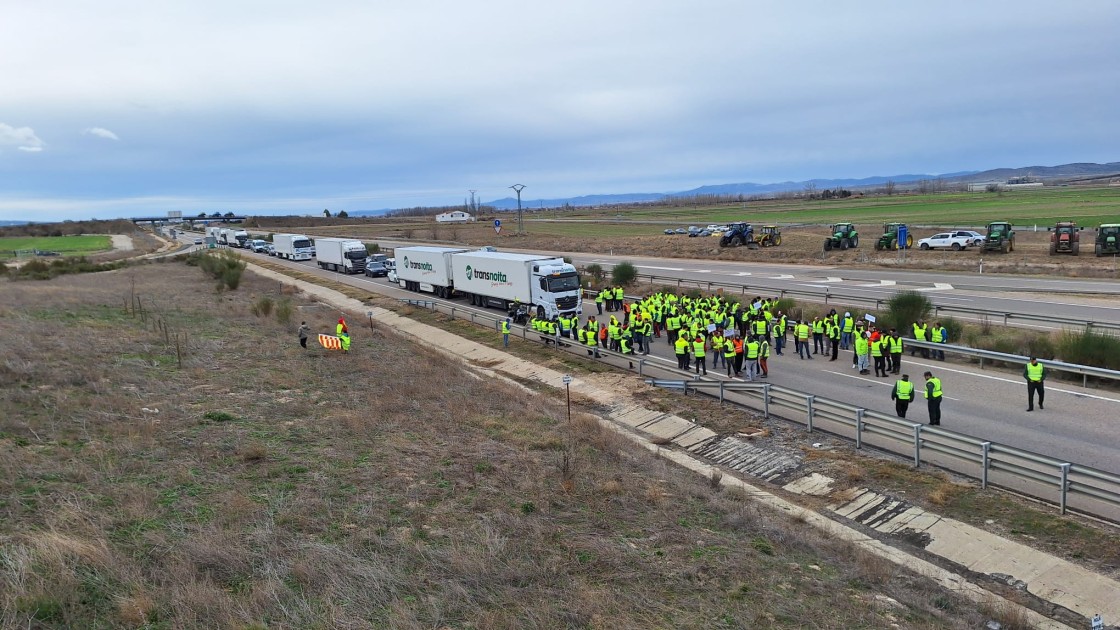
[435,211,475,223]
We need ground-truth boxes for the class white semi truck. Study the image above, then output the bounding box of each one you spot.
[450,251,582,319]
[232,229,249,248]
[314,237,368,274]
[218,228,234,246]
[272,233,315,261]
[394,246,468,298]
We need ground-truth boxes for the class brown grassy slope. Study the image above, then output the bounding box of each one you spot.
[0,264,991,629]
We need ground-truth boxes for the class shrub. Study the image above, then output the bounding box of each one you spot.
[1024,335,1056,361]
[584,264,605,286]
[611,261,638,286]
[250,295,274,318]
[773,297,797,316]
[365,242,380,254]
[275,298,293,324]
[938,317,964,345]
[197,250,246,291]
[1057,329,1120,370]
[884,290,932,332]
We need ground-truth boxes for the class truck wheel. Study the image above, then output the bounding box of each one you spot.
[537,305,546,319]
[951,243,961,251]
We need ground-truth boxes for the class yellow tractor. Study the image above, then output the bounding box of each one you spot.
[755,225,782,247]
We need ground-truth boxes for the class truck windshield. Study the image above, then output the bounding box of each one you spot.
[346,251,367,260]
[546,273,580,293]
[294,239,311,248]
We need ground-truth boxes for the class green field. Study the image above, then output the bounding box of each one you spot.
[530,186,1120,232]
[0,235,113,260]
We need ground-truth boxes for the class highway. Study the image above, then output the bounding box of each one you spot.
[180,236,1120,476]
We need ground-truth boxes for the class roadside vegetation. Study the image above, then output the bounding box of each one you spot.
[0,264,1001,628]
[0,235,113,261]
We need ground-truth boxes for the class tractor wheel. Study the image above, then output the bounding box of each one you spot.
[1049,243,1057,256]
[951,242,961,251]
[890,239,898,250]
[1072,243,1079,256]
[1009,238,1015,252]
[906,235,914,248]
[719,237,729,247]
[850,235,858,248]
[824,240,833,252]
[731,236,743,247]
[840,238,849,250]
[1096,244,1103,257]
[773,235,782,246]
[874,241,882,251]
[1001,241,1009,254]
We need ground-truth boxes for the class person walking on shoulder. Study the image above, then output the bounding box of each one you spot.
[501,318,511,348]
[891,374,913,418]
[298,321,311,349]
[1024,357,1045,411]
[923,371,942,425]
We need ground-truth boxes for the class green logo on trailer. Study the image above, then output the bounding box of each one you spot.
[465,265,473,281]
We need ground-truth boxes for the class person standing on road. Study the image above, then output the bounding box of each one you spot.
[774,312,788,356]
[891,374,914,418]
[931,322,948,361]
[758,336,770,379]
[692,334,708,376]
[298,321,311,349]
[840,312,855,350]
[501,318,511,348]
[795,320,812,360]
[889,329,904,375]
[1024,357,1046,411]
[675,333,690,370]
[812,316,825,355]
[827,318,840,361]
[872,335,888,377]
[923,371,942,426]
[744,335,760,381]
[855,332,870,375]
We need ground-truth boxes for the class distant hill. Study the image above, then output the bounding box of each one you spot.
[478,161,1120,210]
[0,220,31,227]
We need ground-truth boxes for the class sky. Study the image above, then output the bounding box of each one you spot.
[2,1,1118,222]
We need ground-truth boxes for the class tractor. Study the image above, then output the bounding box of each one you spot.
[719,222,757,248]
[1047,221,1082,255]
[823,222,858,251]
[979,221,1015,253]
[874,223,913,250]
[1095,224,1120,257]
[756,225,782,247]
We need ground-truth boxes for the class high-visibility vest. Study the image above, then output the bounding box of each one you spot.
[913,323,928,341]
[723,341,736,358]
[754,320,767,336]
[812,320,824,334]
[925,377,942,399]
[871,339,883,357]
[796,323,810,340]
[1026,362,1044,382]
[613,287,624,299]
[608,324,620,339]
[666,316,680,330]
[895,380,914,401]
[501,321,510,334]
[842,317,855,333]
[674,337,689,355]
[576,328,585,343]
[619,337,632,354]
[855,337,869,355]
[827,323,840,340]
[586,329,598,347]
[777,316,787,334]
[692,340,706,358]
[890,336,903,353]
[595,291,605,303]
[733,339,744,354]
[746,341,760,359]
[932,327,945,343]
[760,340,770,358]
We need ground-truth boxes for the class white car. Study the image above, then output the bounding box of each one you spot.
[917,233,972,251]
[951,230,985,246]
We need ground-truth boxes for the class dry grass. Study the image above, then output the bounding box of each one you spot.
[0,263,1001,628]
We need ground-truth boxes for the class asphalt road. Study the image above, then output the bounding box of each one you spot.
[192,236,1119,475]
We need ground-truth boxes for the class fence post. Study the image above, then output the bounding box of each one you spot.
[980,442,991,489]
[638,359,644,377]
[763,384,770,419]
[1059,463,1071,514]
[806,395,815,432]
[912,424,922,467]
[855,409,865,449]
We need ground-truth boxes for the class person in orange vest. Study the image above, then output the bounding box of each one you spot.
[732,335,745,377]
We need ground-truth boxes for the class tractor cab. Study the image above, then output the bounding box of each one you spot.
[1096,224,1120,256]
[823,222,858,251]
[1048,221,1081,255]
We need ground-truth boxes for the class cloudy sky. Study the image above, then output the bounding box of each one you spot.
[2,1,1118,221]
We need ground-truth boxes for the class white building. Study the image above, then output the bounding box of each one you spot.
[435,211,475,223]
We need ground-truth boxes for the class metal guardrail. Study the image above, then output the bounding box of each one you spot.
[403,296,1120,521]
[620,273,1120,333]
[645,379,1120,521]
[905,339,1120,386]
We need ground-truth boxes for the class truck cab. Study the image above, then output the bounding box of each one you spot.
[532,260,582,319]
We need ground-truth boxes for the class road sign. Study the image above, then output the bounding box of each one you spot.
[494,219,501,227]
[1091,614,1103,630]
[897,225,908,250]
[562,375,572,385]
[495,225,502,234]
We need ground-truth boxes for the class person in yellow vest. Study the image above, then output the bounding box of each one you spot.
[923,371,942,425]
[827,319,840,361]
[612,286,624,311]
[872,334,888,377]
[336,317,351,352]
[674,333,691,370]
[585,322,601,358]
[812,316,825,355]
[931,321,948,361]
[888,329,904,374]
[692,335,708,376]
[795,320,812,360]
[501,318,511,348]
[855,332,870,375]
[774,312,787,356]
[912,321,930,358]
[595,288,607,315]
[744,336,761,381]
[1024,357,1045,411]
[758,337,770,379]
[890,374,914,418]
[723,334,737,377]
[841,312,855,350]
[710,331,726,371]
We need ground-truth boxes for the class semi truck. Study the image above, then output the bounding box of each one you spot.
[218,228,234,246]
[272,233,315,261]
[232,229,249,248]
[394,246,469,298]
[451,251,581,319]
[314,237,368,274]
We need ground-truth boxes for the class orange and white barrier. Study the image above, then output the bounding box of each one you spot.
[318,334,343,350]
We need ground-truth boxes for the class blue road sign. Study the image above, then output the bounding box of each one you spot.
[897,225,908,249]
[494,219,501,227]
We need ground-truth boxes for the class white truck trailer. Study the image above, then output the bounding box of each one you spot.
[450,251,581,319]
[314,237,368,274]
[232,229,249,248]
[272,233,315,261]
[217,228,234,246]
[395,246,468,298]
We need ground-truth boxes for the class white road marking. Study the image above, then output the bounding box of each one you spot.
[734,272,753,276]
[902,361,1120,404]
[858,280,896,287]
[771,274,795,279]
[636,265,685,271]
[825,370,960,401]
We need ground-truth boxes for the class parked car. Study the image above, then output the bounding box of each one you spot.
[664,229,675,235]
[364,260,388,277]
[917,233,972,251]
[675,228,687,234]
[265,243,276,256]
[951,230,985,246]
[250,239,269,253]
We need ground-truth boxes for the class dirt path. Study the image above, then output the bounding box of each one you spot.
[110,234,134,251]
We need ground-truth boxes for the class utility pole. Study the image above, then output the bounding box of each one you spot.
[468,190,477,213]
[510,184,526,235]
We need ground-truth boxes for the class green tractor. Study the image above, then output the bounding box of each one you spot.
[1095,224,1120,256]
[874,223,913,250]
[823,222,858,251]
[980,221,1015,253]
